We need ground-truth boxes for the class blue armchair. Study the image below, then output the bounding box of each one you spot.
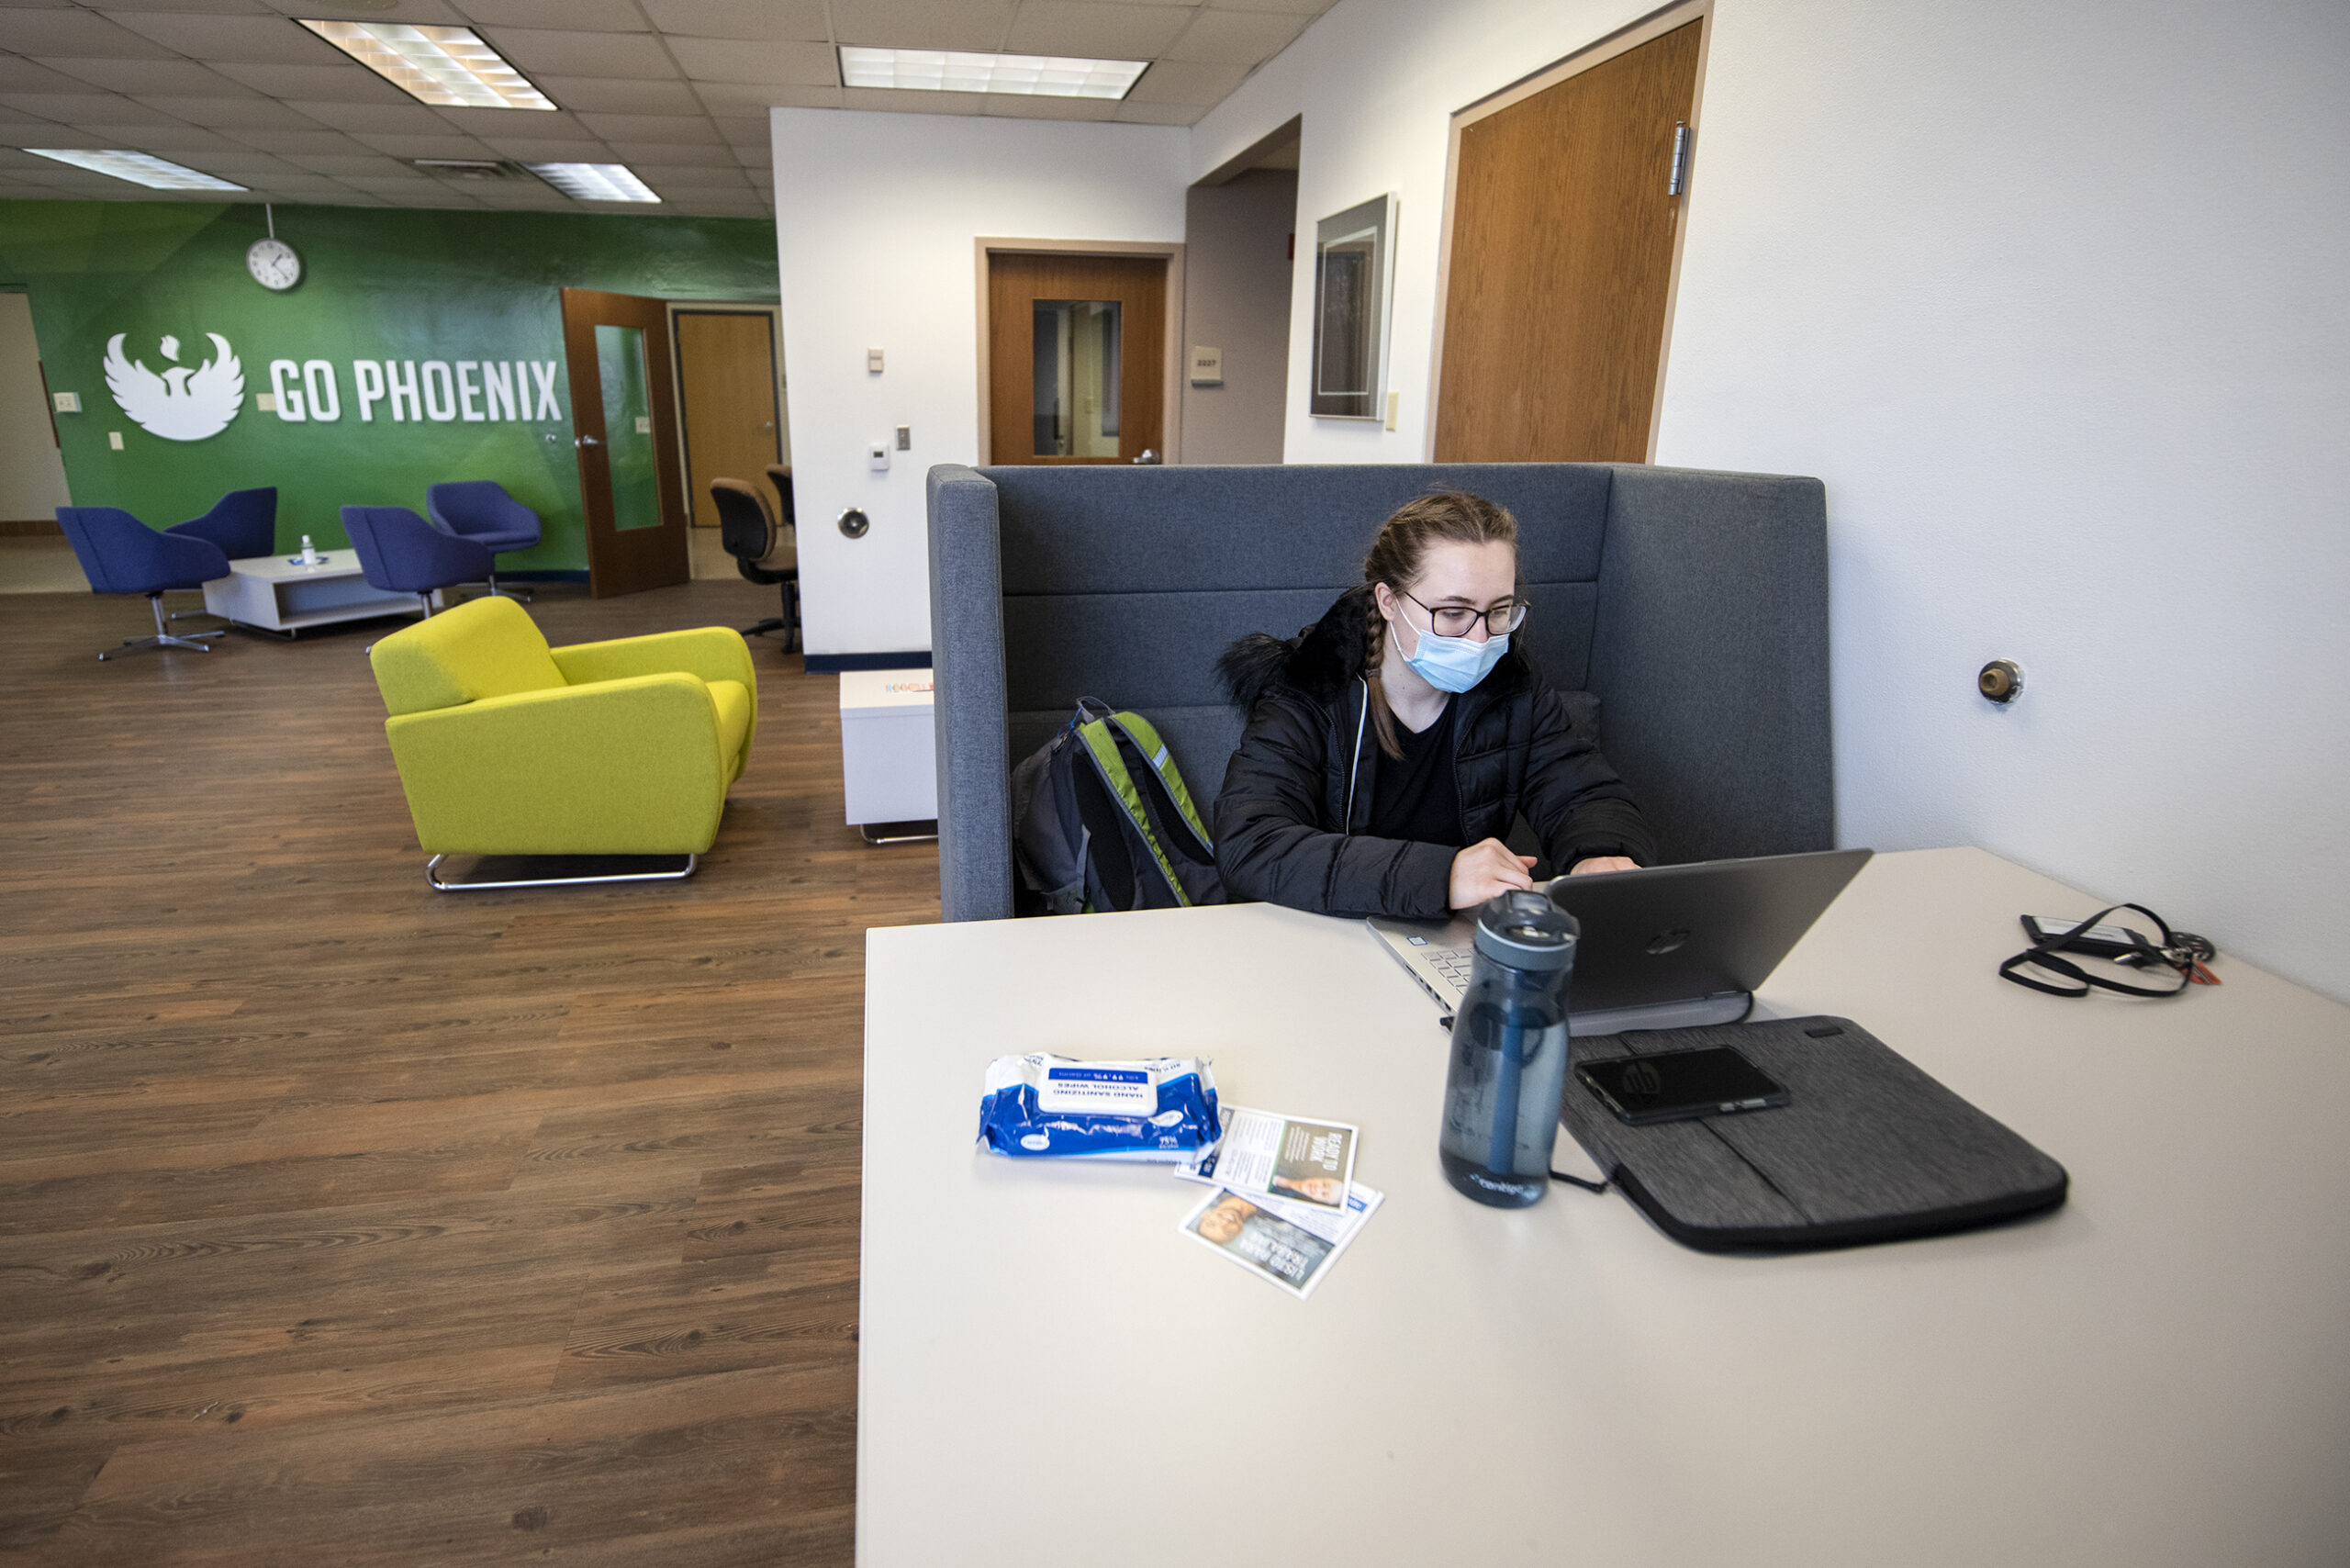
[342,505,493,622]
[168,487,277,560]
[57,506,230,661]
[425,481,543,603]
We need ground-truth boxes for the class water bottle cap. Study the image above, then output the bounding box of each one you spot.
[1473,890,1579,970]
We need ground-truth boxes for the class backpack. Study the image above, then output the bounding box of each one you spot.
[1011,699,1225,915]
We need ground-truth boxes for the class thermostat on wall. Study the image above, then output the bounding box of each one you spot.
[868,441,890,472]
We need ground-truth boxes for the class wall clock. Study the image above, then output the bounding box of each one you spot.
[247,236,302,292]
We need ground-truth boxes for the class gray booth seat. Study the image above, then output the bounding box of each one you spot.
[927,463,1831,923]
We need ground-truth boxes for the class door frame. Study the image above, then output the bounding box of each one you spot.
[1424,0,1713,463]
[974,238,1186,467]
[559,286,691,598]
[665,301,786,525]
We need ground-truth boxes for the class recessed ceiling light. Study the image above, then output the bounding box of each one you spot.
[527,162,661,203]
[838,46,1148,100]
[26,149,247,192]
[298,20,555,111]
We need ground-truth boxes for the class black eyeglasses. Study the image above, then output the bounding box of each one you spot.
[1401,588,1529,639]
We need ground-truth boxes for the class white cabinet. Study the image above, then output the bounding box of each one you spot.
[839,668,936,829]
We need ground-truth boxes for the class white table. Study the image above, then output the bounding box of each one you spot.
[203,550,435,635]
[839,668,936,828]
[860,848,2350,1566]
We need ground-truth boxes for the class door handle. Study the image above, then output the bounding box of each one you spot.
[576,434,602,449]
[1131,448,1160,465]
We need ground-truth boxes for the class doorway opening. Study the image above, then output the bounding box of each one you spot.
[1182,117,1299,465]
[976,240,1184,467]
[669,304,787,584]
[558,287,690,599]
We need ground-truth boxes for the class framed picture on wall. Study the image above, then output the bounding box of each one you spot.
[1309,193,1398,420]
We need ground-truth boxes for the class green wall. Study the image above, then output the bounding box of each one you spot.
[0,200,778,571]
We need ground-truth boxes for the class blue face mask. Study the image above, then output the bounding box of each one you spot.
[1392,615,1508,694]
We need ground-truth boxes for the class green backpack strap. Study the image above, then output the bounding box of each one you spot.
[1075,713,1195,908]
[1104,711,1214,855]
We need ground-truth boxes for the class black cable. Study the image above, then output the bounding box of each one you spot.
[1549,1169,1608,1194]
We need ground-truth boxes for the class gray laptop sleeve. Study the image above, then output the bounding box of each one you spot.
[1559,1017,2068,1252]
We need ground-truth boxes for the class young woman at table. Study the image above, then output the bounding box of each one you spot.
[1214,490,1654,920]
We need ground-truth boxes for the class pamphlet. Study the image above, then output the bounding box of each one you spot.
[1177,1181,1384,1300]
[1173,1105,1357,1209]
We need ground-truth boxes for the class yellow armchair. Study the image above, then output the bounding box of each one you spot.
[367,596,755,886]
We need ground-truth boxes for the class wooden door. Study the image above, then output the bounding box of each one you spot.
[987,252,1164,465]
[675,309,784,529]
[1434,19,1704,463]
[560,287,689,598]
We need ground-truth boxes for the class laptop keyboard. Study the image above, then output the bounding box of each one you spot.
[1428,946,1475,994]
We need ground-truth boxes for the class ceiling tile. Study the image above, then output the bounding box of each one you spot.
[1163,7,1308,63]
[84,0,274,12]
[0,128,107,150]
[829,0,1016,52]
[529,75,703,114]
[837,85,985,116]
[665,37,834,86]
[0,106,62,129]
[0,57,87,94]
[477,28,677,80]
[576,111,720,143]
[1172,0,1328,12]
[222,126,373,153]
[599,141,731,171]
[174,149,294,171]
[106,11,345,63]
[0,12,180,58]
[477,134,616,161]
[1125,59,1246,104]
[71,121,243,150]
[982,94,1115,120]
[630,164,749,189]
[1110,98,1198,124]
[250,0,470,19]
[641,0,828,42]
[347,131,498,158]
[2,91,185,125]
[282,151,404,173]
[451,0,648,28]
[138,95,319,128]
[431,105,597,137]
[39,57,257,96]
[692,81,837,111]
[212,62,408,101]
[288,100,452,134]
[1002,2,1192,59]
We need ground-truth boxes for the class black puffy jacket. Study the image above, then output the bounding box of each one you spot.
[1213,587,1656,920]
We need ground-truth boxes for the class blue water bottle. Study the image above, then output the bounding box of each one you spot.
[1439,890,1579,1207]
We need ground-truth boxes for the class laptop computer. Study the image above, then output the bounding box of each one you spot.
[1366,847,1872,1035]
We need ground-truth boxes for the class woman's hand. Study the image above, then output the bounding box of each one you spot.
[1449,838,1539,908]
[1567,855,1640,876]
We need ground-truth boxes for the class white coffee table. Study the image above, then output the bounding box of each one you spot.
[203,551,438,636]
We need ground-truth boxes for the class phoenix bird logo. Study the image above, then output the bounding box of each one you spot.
[104,331,244,442]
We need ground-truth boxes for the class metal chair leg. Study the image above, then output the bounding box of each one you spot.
[101,593,223,660]
[485,570,532,603]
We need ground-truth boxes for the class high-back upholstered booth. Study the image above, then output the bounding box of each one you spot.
[367,595,757,890]
[927,463,1830,923]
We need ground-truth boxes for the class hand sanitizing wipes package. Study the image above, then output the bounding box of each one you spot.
[978,1055,1220,1161]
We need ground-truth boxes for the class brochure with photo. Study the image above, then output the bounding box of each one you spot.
[1174,1105,1358,1209]
[1178,1182,1384,1301]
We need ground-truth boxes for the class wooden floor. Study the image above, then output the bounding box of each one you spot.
[0,581,938,1566]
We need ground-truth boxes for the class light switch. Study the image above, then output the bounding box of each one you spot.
[895,425,911,451]
[256,393,277,413]
[867,347,884,374]
[634,415,651,434]
[51,392,80,413]
[1384,390,1400,431]
[108,431,125,450]
[868,441,890,472]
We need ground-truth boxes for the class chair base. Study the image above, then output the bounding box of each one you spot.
[101,594,223,660]
[425,852,699,891]
[482,572,531,604]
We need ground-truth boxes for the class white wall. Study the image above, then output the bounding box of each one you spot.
[0,292,73,521]
[1192,0,2350,1001]
[1181,169,1298,464]
[769,108,1188,657]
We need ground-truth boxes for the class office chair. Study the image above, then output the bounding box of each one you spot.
[424,480,543,603]
[56,506,231,661]
[167,487,277,560]
[341,505,493,624]
[712,475,800,652]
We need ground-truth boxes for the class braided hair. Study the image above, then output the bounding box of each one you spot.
[1360,491,1519,759]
